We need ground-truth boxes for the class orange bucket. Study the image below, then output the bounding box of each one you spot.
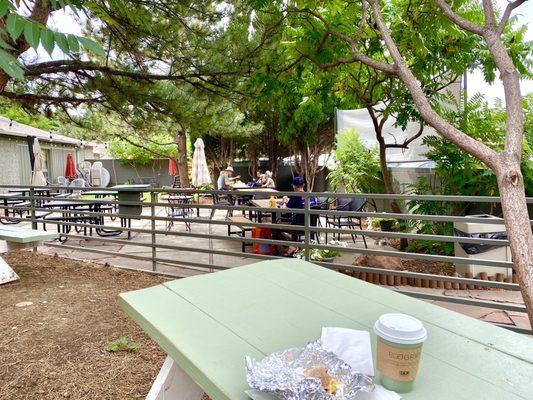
[252,227,275,255]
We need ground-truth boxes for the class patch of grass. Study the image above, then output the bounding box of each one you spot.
[106,337,141,353]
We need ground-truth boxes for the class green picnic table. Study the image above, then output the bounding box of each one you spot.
[0,226,58,247]
[119,259,533,400]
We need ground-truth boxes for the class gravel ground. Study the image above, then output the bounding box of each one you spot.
[0,251,168,400]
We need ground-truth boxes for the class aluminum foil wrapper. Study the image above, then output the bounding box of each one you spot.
[245,340,374,400]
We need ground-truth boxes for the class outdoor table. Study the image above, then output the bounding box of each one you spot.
[0,193,27,224]
[83,189,118,198]
[40,198,121,237]
[8,187,51,195]
[119,259,533,400]
[112,184,150,216]
[8,188,53,207]
[250,198,284,222]
[112,184,150,239]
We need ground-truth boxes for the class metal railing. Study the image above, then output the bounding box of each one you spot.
[1,184,531,334]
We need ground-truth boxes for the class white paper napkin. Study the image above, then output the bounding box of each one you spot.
[321,327,375,377]
[357,384,402,400]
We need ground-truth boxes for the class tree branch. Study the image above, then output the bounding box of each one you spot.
[23,60,242,81]
[367,0,498,167]
[482,0,497,27]
[292,7,396,74]
[2,91,104,105]
[385,123,425,149]
[497,0,528,36]
[434,0,484,35]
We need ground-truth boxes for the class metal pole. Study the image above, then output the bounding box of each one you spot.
[30,186,37,252]
[304,195,311,261]
[30,187,37,230]
[150,191,157,271]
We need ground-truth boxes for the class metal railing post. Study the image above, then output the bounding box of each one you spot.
[29,187,37,230]
[150,190,157,271]
[30,186,37,252]
[304,195,311,261]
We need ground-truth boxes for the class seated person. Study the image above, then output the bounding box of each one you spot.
[217,166,240,190]
[282,176,316,225]
[262,171,276,189]
[255,170,266,186]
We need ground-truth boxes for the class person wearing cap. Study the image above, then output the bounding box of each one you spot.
[282,176,315,225]
[217,166,240,190]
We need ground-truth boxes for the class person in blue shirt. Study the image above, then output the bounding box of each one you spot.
[282,176,316,225]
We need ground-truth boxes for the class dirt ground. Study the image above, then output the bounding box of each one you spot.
[0,251,168,400]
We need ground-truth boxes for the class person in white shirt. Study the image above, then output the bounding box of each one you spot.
[217,166,240,189]
[262,170,276,188]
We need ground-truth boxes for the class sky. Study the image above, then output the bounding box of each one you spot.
[467,0,533,102]
[39,2,532,104]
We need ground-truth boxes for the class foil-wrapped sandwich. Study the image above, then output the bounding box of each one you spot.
[245,342,374,400]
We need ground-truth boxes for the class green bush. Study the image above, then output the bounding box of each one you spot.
[328,129,385,196]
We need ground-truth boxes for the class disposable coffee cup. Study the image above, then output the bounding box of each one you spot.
[373,313,427,393]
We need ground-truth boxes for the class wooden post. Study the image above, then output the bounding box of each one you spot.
[452,272,460,290]
[465,272,474,290]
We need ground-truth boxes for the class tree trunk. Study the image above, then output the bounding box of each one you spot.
[248,141,259,179]
[175,129,190,187]
[368,108,403,214]
[496,161,533,324]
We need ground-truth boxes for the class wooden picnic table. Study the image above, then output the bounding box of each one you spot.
[118,259,533,400]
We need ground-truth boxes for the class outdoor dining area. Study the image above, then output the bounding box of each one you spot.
[0,135,369,259]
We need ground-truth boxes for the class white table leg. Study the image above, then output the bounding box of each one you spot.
[146,356,205,400]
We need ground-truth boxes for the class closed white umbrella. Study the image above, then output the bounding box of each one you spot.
[31,138,47,186]
[192,138,211,187]
[191,138,214,268]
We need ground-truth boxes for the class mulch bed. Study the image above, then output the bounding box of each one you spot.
[0,251,168,400]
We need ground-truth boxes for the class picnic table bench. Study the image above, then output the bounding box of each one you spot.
[226,215,253,252]
[0,226,59,285]
[0,226,58,250]
[119,259,533,400]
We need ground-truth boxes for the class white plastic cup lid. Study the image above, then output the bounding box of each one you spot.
[373,313,427,345]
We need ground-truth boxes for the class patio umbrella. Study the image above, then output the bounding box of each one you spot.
[168,157,178,176]
[31,138,47,186]
[191,138,211,187]
[191,138,213,267]
[65,153,76,180]
[26,135,35,171]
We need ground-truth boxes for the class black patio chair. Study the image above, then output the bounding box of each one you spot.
[165,195,193,231]
[325,197,368,248]
[211,193,234,219]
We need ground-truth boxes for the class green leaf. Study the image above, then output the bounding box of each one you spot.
[67,34,79,53]
[0,0,11,17]
[55,32,69,54]
[6,13,25,41]
[78,37,106,57]
[0,37,15,50]
[41,29,55,55]
[0,49,24,80]
[24,22,41,49]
